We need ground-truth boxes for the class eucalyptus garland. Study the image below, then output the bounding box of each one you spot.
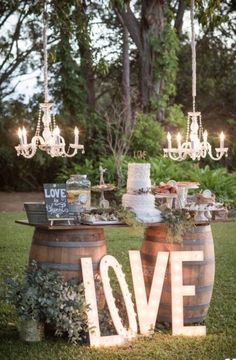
[160,206,195,243]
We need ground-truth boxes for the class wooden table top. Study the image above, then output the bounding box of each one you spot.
[15,217,234,231]
[15,219,128,230]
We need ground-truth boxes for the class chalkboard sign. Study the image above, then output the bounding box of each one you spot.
[43,184,73,220]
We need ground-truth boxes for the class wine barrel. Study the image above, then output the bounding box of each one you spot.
[29,226,106,282]
[140,223,215,324]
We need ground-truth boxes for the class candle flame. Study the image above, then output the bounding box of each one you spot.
[17,128,22,137]
[22,127,27,136]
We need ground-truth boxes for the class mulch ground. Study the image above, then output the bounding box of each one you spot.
[0,192,44,212]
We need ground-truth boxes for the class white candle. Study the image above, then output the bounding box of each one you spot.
[18,128,23,146]
[53,126,60,145]
[220,131,224,149]
[74,127,79,145]
[203,130,208,143]
[22,127,27,145]
[176,132,182,149]
[167,132,172,149]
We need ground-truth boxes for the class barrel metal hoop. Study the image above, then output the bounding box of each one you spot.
[157,315,206,324]
[162,284,213,294]
[160,302,210,310]
[144,236,212,245]
[33,239,105,248]
[37,261,99,271]
[34,233,99,241]
[141,252,214,266]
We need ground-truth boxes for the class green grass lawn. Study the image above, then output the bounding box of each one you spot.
[0,212,235,360]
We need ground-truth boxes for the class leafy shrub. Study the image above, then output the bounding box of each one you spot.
[165,104,187,130]
[56,158,99,185]
[129,113,165,157]
[188,166,236,207]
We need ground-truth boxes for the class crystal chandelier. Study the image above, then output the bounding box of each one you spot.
[15,2,84,159]
[163,0,228,161]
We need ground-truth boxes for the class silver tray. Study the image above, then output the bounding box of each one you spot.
[81,220,123,225]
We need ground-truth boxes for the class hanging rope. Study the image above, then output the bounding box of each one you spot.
[191,0,196,112]
[43,0,48,103]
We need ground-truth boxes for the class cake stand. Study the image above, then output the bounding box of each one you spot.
[91,185,116,209]
[176,182,199,209]
[154,193,177,209]
[183,203,226,222]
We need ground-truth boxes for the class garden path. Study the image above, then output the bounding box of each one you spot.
[0,192,43,212]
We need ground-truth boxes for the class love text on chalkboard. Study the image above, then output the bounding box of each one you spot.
[43,183,73,220]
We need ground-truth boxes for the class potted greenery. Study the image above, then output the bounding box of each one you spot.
[4,264,44,342]
[3,261,89,344]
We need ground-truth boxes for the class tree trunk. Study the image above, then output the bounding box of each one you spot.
[74,1,95,111]
[140,0,165,116]
[174,0,187,37]
[116,1,166,119]
[115,155,124,189]
[121,23,132,131]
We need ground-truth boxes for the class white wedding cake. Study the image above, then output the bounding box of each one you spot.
[122,163,162,223]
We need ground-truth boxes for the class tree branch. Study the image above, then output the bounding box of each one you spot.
[114,5,142,53]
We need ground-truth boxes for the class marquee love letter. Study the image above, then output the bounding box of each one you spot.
[81,250,206,347]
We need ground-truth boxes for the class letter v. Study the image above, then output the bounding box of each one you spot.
[129,250,169,335]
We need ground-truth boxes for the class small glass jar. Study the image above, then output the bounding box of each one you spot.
[66,175,91,215]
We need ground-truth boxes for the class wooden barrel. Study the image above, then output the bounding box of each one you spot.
[140,223,215,324]
[29,226,106,282]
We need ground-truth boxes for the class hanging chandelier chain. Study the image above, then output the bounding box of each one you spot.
[191,0,196,113]
[15,0,84,158]
[163,0,228,161]
[43,0,49,104]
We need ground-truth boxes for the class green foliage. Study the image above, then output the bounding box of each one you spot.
[160,207,195,243]
[165,104,187,130]
[116,207,144,235]
[187,166,236,207]
[177,36,236,113]
[129,113,165,157]
[149,21,179,111]
[2,261,89,344]
[3,273,41,322]
[56,158,98,185]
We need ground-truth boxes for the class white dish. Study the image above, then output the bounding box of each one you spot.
[167,180,177,186]
[202,189,212,198]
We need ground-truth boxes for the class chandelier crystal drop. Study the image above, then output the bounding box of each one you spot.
[163,0,228,161]
[15,2,84,159]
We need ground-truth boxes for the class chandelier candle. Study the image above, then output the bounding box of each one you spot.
[53,126,60,145]
[176,133,182,150]
[167,132,172,149]
[17,129,23,146]
[220,132,225,149]
[74,127,79,145]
